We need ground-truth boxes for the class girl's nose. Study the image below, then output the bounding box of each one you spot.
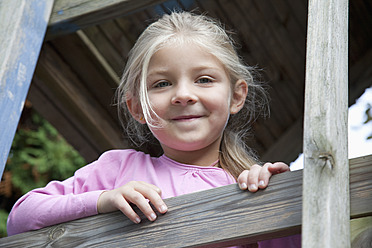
[171,83,197,106]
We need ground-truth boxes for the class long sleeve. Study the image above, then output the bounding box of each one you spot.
[7,150,123,236]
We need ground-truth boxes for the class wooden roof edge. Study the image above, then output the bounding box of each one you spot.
[46,0,169,40]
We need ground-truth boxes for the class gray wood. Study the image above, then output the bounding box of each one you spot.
[1,155,371,247]
[302,0,350,247]
[47,0,169,39]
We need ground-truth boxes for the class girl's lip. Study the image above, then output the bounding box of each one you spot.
[171,115,203,121]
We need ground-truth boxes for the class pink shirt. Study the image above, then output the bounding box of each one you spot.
[7,149,300,247]
[7,149,236,235]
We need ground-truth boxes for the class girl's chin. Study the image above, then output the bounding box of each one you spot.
[160,138,222,153]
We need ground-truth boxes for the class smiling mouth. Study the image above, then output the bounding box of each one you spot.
[171,115,203,121]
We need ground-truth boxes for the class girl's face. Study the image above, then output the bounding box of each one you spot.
[129,43,247,164]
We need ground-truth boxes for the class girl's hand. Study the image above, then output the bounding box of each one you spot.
[97,181,168,224]
[237,162,290,192]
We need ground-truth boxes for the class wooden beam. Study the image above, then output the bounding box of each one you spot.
[302,0,349,247]
[0,0,54,179]
[33,43,128,159]
[76,30,121,86]
[47,0,169,39]
[1,155,371,247]
[27,80,101,163]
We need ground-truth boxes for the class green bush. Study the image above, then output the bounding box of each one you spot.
[1,111,86,237]
[0,210,8,238]
[6,113,86,193]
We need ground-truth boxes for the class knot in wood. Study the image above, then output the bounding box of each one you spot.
[318,152,335,169]
[48,225,65,241]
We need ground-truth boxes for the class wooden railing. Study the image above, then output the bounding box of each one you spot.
[1,155,371,247]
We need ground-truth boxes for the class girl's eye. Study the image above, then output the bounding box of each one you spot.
[196,77,213,84]
[154,81,171,88]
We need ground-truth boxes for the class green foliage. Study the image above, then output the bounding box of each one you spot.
[0,210,8,237]
[6,113,86,194]
[1,111,86,237]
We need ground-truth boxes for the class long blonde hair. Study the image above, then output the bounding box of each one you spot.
[117,11,269,179]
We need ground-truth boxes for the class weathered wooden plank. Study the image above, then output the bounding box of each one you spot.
[78,25,124,75]
[302,0,350,247]
[349,156,372,219]
[0,0,54,179]
[34,43,127,155]
[27,80,101,163]
[47,0,169,39]
[50,32,120,115]
[1,155,371,247]
[1,170,304,247]
[28,33,125,162]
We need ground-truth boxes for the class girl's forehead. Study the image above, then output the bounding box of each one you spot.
[148,43,224,72]
[152,41,221,64]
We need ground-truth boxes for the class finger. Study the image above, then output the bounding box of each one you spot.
[237,170,249,190]
[247,164,261,192]
[125,190,158,222]
[134,182,168,214]
[113,194,142,224]
[258,163,273,189]
[268,162,290,174]
[137,181,162,195]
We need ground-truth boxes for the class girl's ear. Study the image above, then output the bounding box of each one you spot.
[230,79,248,114]
[126,97,146,124]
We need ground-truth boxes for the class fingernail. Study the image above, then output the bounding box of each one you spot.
[248,184,257,191]
[258,180,265,187]
[149,213,157,221]
[134,217,141,224]
[160,204,168,212]
[239,183,247,190]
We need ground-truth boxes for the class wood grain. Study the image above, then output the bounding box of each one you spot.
[0,0,54,178]
[302,0,350,247]
[1,155,371,247]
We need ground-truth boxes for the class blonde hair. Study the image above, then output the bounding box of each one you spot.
[117,11,269,179]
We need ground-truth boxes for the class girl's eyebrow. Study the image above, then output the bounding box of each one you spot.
[148,65,221,77]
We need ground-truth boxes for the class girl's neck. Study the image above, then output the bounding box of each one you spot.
[162,146,220,167]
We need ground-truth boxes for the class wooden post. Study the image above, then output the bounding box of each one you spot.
[303,0,349,247]
[0,0,54,179]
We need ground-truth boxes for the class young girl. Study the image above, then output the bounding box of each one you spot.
[7,11,297,246]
